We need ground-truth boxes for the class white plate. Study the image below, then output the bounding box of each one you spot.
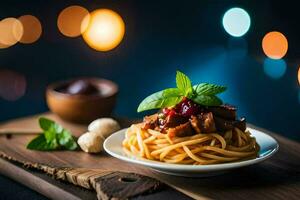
[104,127,279,177]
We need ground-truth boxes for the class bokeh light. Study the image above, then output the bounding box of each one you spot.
[57,5,90,37]
[263,58,287,79]
[0,18,23,48]
[262,31,288,59]
[0,41,10,49]
[222,7,251,37]
[18,15,42,44]
[0,69,26,101]
[82,9,125,51]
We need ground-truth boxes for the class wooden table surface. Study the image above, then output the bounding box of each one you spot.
[0,113,300,200]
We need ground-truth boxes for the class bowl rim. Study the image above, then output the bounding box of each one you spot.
[46,77,118,100]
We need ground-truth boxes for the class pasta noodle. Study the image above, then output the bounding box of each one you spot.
[122,123,260,165]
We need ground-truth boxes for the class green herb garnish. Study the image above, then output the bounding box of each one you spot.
[137,71,226,112]
[27,117,78,151]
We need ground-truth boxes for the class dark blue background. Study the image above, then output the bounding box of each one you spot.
[0,0,299,141]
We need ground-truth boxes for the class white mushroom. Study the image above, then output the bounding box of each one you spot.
[88,118,120,139]
[78,118,120,153]
[77,132,104,153]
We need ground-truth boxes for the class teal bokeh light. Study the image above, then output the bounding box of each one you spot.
[222,7,251,37]
[263,58,287,79]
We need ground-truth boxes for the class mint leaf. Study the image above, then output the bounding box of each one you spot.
[39,117,63,133]
[39,117,55,131]
[26,135,46,150]
[192,95,222,106]
[57,129,71,146]
[47,139,59,150]
[57,129,78,150]
[64,139,78,150]
[27,135,57,151]
[53,123,63,134]
[193,83,226,96]
[163,88,183,97]
[137,88,183,112]
[27,117,77,151]
[176,71,193,97]
[136,70,228,112]
[44,130,56,143]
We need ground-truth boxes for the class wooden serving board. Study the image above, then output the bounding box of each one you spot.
[0,113,300,200]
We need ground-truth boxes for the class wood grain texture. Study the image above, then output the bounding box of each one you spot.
[0,113,300,200]
[0,152,162,200]
[0,159,84,200]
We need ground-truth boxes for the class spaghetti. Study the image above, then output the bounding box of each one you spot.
[122,123,260,165]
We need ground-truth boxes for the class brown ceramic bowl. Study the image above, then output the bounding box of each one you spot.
[46,78,118,124]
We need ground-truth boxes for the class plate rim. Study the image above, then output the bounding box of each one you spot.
[104,127,279,172]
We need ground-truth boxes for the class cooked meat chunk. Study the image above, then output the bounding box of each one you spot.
[214,116,232,131]
[190,112,216,133]
[199,112,217,133]
[167,122,195,137]
[234,118,246,131]
[142,104,245,134]
[208,104,237,120]
[142,114,158,130]
[214,116,246,132]
[190,116,201,134]
[161,113,188,128]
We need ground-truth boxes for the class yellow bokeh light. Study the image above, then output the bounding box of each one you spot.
[0,17,23,48]
[262,31,288,59]
[18,15,42,44]
[57,5,90,37]
[82,9,125,51]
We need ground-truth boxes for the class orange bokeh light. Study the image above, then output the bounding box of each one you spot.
[57,5,90,37]
[82,9,125,51]
[262,31,288,59]
[18,15,42,44]
[0,17,23,48]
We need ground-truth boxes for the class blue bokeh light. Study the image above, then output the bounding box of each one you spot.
[222,7,251,37]
[263,58,287,79]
